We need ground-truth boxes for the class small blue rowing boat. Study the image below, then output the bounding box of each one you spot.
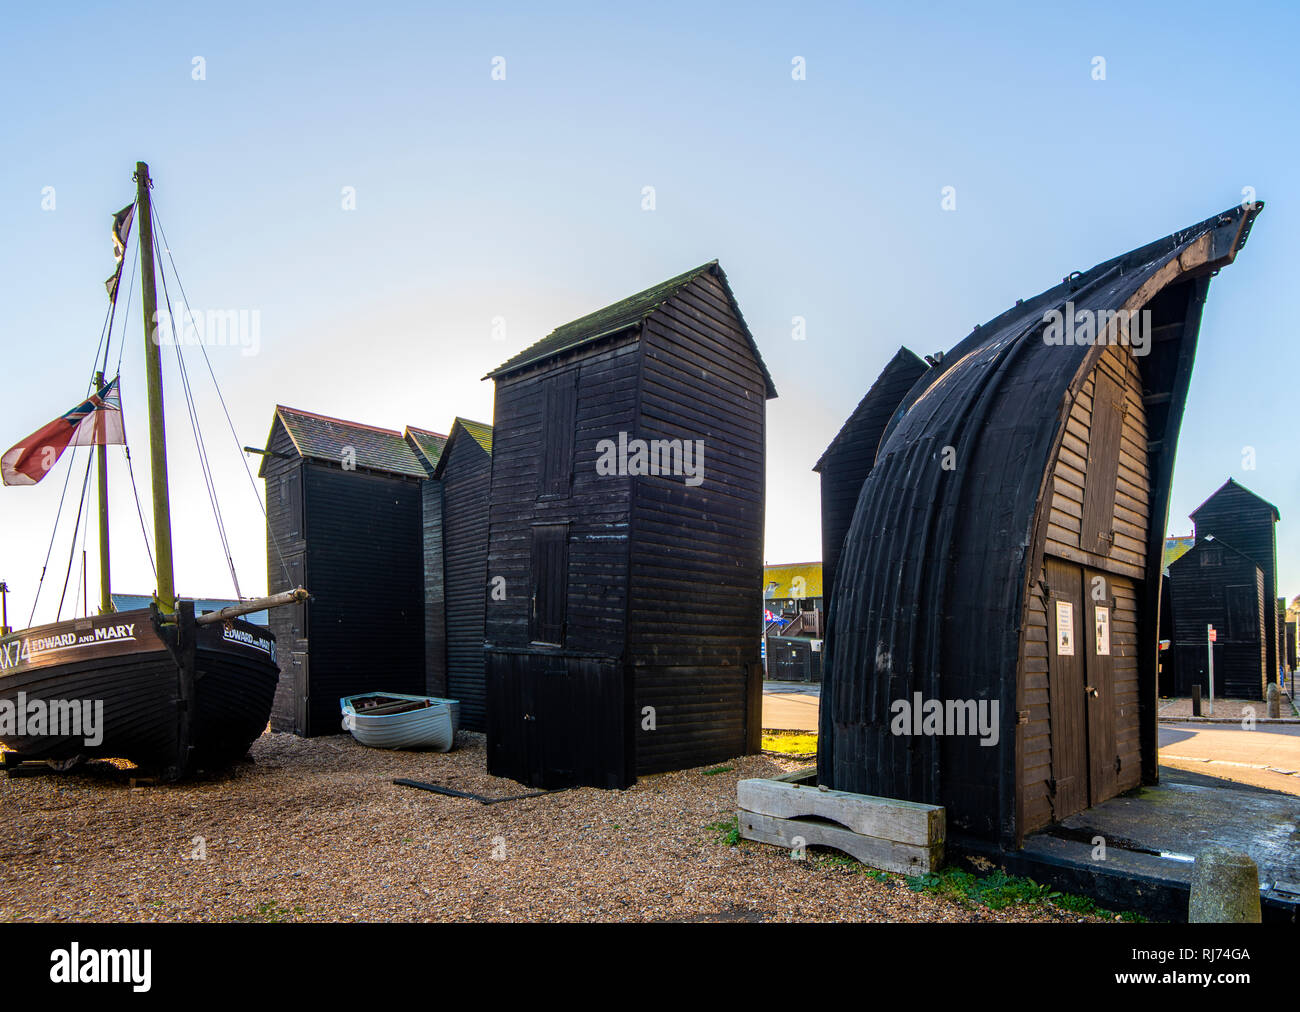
[340,692,460,752]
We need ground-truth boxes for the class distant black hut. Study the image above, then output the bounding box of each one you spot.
[1186,479,1280,684]
[483,261,776,788]
[1166,536,1266,699]
[431,418,493,731]
[820,203,1263,846]
[813,348,926,624]
[404,426,449,697]
[260,406,429,736]
[1163,478,1280,700]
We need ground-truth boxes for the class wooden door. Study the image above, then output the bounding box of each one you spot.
[539,372,577,496]
[529,524,568,645]
[1046,557,1088,819]
[1226,584,1257,640]
[1083,569,1118,805]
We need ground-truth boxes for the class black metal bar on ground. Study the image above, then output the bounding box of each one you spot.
[392,778,563,804]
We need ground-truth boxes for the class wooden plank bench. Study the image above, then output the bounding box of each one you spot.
[736,778,944,874]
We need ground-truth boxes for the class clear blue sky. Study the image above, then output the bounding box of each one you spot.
[2,1,1297,626]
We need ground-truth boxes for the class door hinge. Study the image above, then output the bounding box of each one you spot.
[1017,710,1030,726]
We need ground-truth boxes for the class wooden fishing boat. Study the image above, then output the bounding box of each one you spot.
[0,162,307,779]
[340,692,459,752]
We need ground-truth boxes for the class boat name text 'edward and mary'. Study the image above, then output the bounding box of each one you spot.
[0,623,137,669]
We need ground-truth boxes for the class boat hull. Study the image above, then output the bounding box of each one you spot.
[340,692,458,751]
[0,604,279,778]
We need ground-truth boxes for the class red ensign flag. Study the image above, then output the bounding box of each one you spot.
[1,376,126,486]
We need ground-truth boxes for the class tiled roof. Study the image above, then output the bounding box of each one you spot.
[457,418,493,456]
[763,562,823,599]
[432,417,493,478]
[485,261,776,396]
[404,426,449,472]
[272,405,431,478]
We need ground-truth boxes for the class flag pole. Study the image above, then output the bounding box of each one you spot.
[135,161,176,615]
[94,370,113,614]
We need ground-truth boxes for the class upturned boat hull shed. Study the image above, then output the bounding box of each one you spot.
[819,203,1263,847]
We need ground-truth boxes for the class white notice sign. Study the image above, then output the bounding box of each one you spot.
[1056,601,1075,656]
[1095,606,1110,656]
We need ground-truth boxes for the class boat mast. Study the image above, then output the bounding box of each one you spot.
[135,161,177,615]
[94,370,112,614]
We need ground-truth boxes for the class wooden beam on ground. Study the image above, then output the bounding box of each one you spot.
[738,810,943,875]
[738,778,944,845]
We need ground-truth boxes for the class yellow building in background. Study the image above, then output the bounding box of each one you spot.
[764,562,822,615]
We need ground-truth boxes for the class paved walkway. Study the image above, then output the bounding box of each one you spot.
[1158,721,1300,795]
[761,680,819,731]
[1157,693,1297,720]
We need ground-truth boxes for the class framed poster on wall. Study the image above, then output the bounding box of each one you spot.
[1056,600,1075,656]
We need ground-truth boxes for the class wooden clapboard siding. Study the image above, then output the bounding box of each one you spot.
[299,462,424,736]
[633,664,750,775]
[1020,589,1054,834]
[1044,346,1149,580]
[627,272,765,771]
[485,652,631,789]
[1111,576,1142,791]
[485,262,772,788]
[263,417,306,732]
[1166,538,1268,699]
[1186,479,1280,687]
[440,427,492,731]
[483,334,638,657]
[1023,346,1150,829]
[261,407,440,737]
[627,274,765,664]
[421,477,447,696]
[824,203,1262,848]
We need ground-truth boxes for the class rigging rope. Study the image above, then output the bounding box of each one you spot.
[124,445,157,577]
[113,243,139,377]
[71,464,93,616]
[152,202,294,590]
[153,216,242,599]
[27,443,83,626]
[55,442,96,621]
[29,253,122,626]
[97,202,133,382]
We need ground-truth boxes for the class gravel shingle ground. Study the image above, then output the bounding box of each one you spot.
[0,732,1105,923]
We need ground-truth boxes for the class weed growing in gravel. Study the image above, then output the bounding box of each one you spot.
[905,869,1047,909]
[903,867,1147,920]
[706,816,741,846]
[806,852,893,882]
[702,765,735,776]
